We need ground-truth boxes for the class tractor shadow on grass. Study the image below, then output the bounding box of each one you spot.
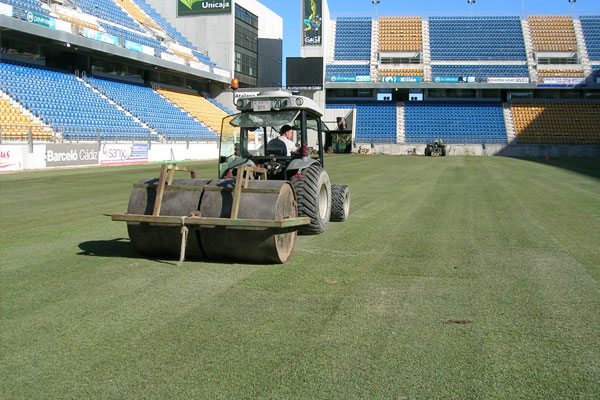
[78,238,178,264]
[77,238,235,266]
[78,238,139,258]
[78,238,177,265]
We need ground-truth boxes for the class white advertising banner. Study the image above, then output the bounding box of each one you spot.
[213,67,231,78]
[100,143,148,165]
[487,77,530,84]
[189,61,211,72]
[0,3,13,17]
[161,52,185,65]
[54,19,72,33]
[170,42,192,55]
[0,146,23,171]
[542,77,586,85]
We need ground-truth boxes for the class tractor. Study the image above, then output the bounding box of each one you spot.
[112,90,350,264]
[424,139,447,156]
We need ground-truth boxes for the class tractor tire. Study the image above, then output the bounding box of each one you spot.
[290,164,331,235]
[330,184,350,222]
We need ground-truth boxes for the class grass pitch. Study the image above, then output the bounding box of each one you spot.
[1,156,599,399]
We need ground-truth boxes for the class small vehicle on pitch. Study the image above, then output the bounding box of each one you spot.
[424,139,447,156]
[112,90,350,264]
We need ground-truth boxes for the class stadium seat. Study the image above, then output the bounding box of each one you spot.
[404,102,508,144]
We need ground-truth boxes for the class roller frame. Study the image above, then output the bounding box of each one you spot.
[112,163,309,228]
[111,163,309,263]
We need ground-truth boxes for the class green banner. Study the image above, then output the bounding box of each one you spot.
[178,0,232,16]
[303,0,322,45]
[26,11,56,29]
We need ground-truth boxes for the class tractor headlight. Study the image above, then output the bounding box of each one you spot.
[295,97,304,106]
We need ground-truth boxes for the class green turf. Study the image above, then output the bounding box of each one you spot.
[1,156,599,399]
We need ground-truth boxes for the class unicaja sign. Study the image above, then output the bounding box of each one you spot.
[178,0,232,16]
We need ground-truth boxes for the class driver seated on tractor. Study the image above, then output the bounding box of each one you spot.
[268,125,298,156]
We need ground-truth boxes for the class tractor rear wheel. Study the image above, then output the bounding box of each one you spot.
[291,164,331,235]
[331,184,350,222]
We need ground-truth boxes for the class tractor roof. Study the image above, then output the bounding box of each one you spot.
[235,90,323,117]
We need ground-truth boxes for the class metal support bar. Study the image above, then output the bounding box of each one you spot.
[152,163,198,216]
[152,163,169,216]
[112,214,310,229]
[230,164,267,220]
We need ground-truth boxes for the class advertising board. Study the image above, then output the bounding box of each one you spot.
[0,3,12,17]
[329,76,371,83]
[433,77,477,83]
[26,11,56,29]
[541,77,586,86]
[380,76,422,83]
[178,0,231,16]
[82,27,119,46]
[0,147,23,171]
[46,144,99,168]
[100,143,148,165]
[303,0,322,46]
[487,77,530,84]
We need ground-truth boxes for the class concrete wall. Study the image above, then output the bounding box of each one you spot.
[2,141,598,172]
[145,0,234,71]
[0,142,218,171]
[356,143,600,157]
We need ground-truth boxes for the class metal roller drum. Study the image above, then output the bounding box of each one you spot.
[126,178,211,259]
[123,174,299,264]
[199,179,298,264]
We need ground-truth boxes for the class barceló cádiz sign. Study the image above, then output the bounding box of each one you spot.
[177,0,231,16]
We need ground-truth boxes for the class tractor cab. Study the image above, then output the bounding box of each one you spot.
[219,90,327,180]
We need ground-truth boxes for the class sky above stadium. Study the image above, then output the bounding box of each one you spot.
[257,0,600,84]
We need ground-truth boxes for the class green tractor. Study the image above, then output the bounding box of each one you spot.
[113,91,350,264]
[220,90,351,234]
[424,139,447,157]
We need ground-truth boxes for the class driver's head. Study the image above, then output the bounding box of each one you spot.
[279,125,293,139]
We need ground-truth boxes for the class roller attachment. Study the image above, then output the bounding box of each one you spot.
[112,164,309,264]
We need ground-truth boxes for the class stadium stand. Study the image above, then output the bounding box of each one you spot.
[156,89,228,134]
[0,62,151,140]
[206,98,234,114]
[130,0,195,49]
[56,13,100,33]
[98,21,165,51]
[85,76,217,141]
[71,0,144,32]
[511,102,600,144]
[528,16,578,52]
[326,65,371,81]
[353,104,397,143]
[431,65,529,78]
[429,16,527,60]
[580,16,600,60]
[1,0,50,18]
[378,68,424,78]
[537,68,585,78]
[378,16,422,52]
[113,0,162,30]
[326,103,397,143]
[334,17,372,61]
[404,102,507,143]
[192,50,216,67]
[0,97,50,140]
